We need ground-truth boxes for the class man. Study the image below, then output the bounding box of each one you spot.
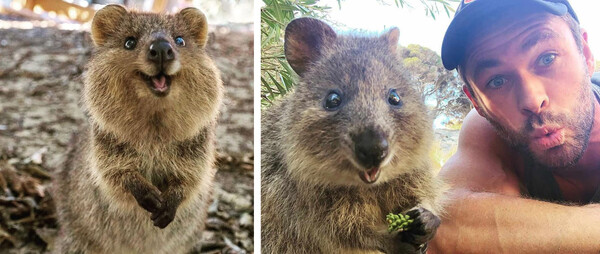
[430,0,600,252]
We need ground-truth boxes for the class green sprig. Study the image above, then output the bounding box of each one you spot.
[386,213,414,233]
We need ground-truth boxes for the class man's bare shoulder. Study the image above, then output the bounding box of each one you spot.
[440,109,521,195]
[457,109,506,151]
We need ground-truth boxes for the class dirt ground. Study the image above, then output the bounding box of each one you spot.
[0,14,254,254]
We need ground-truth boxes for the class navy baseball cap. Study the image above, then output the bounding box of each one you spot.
[441,0,579,70]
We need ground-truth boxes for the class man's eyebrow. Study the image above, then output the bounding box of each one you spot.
[473,59,500,81]
[521,30,558,52]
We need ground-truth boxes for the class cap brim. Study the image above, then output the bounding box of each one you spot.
[441,0,568,70]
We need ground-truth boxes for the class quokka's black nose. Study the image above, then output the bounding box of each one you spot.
[353,129,389,169]
[148,39,174,66]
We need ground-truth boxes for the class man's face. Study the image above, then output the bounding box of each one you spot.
[463,12,595,169]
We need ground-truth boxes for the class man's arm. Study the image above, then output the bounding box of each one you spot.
[429,109,600,253]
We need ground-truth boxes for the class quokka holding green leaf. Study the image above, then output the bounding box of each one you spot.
[261,17,445,253]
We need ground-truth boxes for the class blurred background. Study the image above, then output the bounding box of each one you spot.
[0,0,253,253]
[0,0,253,24]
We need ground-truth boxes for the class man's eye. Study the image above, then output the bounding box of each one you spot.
[487,76,507,89]
[537,53,557,67]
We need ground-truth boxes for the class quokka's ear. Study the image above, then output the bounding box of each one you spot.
[284,17,337,76]
[382,27,400,53]
[91,4,128,46]
[177,7,208,48]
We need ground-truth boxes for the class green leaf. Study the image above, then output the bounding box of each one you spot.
[267,72,287,96]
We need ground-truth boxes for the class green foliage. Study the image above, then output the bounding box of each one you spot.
[386,212,414,232]
[399,44,472,122]
[261,0,460,107]
[335,0,459,19]
[374,0,460,19]
[261,0,331,106]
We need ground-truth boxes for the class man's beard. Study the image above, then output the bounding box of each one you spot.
[481,78,595,170]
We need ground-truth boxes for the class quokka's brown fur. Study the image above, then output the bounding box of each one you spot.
[54,5,222,253]
[261,18,444,253]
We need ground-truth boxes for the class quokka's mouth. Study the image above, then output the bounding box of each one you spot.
[358,167,381,184]
[139,72,172,97]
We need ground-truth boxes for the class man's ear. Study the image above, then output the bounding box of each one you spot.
[284,17,337,76]
[580,28,596,75]
[463,85,484,116]
[91,5,128,47]
[177,7,208,48]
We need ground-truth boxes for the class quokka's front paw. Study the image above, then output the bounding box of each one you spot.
[401,207,440,247]
[151,205,177,229]
[136,187,163,214]
[385,207,440,253]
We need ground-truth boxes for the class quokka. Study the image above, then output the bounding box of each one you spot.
[261,17,444,253]
[54,5,223,253]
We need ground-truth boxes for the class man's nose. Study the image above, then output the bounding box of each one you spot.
[518,75,549,116]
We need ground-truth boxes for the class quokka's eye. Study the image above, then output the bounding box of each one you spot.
[124,37,137,50]
[388,89,402,107]
[324,91,343,110]
[175,36,185,46]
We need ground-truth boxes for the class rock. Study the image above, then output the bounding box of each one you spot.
[7,158,20,165]
[216,210,230,220]
[28,147,47,165]
[201,230,216,242]
[205,217,228,231]
[234,230,252,250]
[20,59,52,77]
[239,238,253,251]
[222,236,246,254]
[36,227,56,251]
[238,213,253,228]
[208,198,219,215]
[218,189,252,212]
[234,231,248,239]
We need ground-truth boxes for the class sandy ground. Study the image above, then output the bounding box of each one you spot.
[0,14,254,254]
